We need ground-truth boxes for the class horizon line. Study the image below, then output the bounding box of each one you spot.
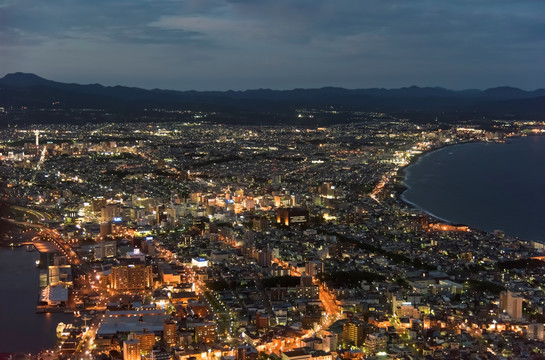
[2,71,544,93]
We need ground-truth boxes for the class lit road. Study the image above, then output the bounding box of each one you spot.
[74,279,109,358]
[19,240,57,253]
[319,284,340,320]
[7,206,81,265]
[40,228,82,265]
[12,205,56,222]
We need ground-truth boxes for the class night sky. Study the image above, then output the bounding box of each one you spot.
[1,0,544,90]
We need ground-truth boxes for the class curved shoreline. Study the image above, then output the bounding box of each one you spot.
[396,140,477,200]
[395,136,540,239]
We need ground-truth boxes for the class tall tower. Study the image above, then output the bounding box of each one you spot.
[34,130,40,155]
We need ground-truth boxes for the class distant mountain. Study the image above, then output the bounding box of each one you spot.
[1,72,544,124]
[0,72,53,86]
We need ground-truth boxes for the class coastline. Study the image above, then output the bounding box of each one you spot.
[395,138,517,228]
[395,134,545,243]
[395,140,478,202]
[397,134,535,195]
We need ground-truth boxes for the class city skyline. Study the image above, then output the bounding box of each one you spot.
[1,0,544,91]
[2,0,545,357]
[2,119,545,358]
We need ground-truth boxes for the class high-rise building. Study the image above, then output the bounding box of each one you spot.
[101,203,121,222]
[195,323,216,343]
[163,319,178,348]
[111,264,153,292]
[257,248,272,267]
[255,311,269,329]
[100,222,112,237]
[156,205,168,225]
[528,323,544,341]
[296,275,319,299]
[123,338,141,360]
[322,331,338,352]
[500,291,523,320]
[92,197,107,213]
[342,321,366,347]
[135,330,155,355]
[305,260,324,277]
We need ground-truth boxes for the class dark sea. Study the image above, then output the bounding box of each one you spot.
[402,135,545,242]
[0,247,73,354]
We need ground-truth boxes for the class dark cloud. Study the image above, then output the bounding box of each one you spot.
[0,0,544,90]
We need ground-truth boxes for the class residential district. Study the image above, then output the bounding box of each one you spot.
[2,112,545,360]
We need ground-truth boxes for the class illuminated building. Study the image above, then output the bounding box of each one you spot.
[158,263,181,285]
[163,319,178,348]
[296,275,319,299]
[195,322,216,343]
[95,241,117,260]
[500,291,523,320]
[101,203,121,222]
[528,323,544,341]
[92,197,107,213]
[135,330,155,355]
[48,265,73,286]
[39,285,68,306]
[255,311,269,329]
[191,257,209,268]
[276,208,309,227]
[364,333,387,353]
[123,338,141,360]
[322,332,337,353]
[256,248,272,267]
[319,182,337,199]
[305,261,324,277]
[342,321,366,347]
[111,264,153,291]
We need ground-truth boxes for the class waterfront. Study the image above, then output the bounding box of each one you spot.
[0,247,72,354]
[402,135,545,242]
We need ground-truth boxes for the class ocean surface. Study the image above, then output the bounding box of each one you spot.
[0,247,73,354]
[402,135,545,242]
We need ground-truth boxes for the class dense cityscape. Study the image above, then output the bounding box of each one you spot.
[2,110,545,360]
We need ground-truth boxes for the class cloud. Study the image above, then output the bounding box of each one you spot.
[0,0,544,90]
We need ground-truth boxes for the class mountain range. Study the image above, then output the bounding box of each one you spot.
[1,72,544,124]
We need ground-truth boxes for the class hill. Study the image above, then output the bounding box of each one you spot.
[1,72,544,125]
